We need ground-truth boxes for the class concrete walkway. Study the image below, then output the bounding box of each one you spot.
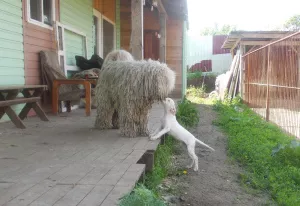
[0,103,163,206]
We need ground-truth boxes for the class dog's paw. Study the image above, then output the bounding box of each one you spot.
[193,167,198,171]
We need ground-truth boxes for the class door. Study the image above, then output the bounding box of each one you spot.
[144,30,159,60]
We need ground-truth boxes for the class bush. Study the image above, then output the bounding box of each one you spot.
[213,98,300,205]
[119,185,165,206]
[187,71,202,79]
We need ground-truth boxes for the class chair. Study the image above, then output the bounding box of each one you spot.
[40,51,97,116]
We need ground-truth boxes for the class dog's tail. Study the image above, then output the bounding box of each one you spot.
[195,138,215,151]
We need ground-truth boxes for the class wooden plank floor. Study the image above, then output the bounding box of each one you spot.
[0,103,163,206]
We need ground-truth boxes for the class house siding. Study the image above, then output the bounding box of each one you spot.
[0,0,25,122]
[115,0,121,49]
[0,0,25,86]
[166,18,183,98]
[94,0,116,23]
[22,0,59,85]
[60,0,93,65]
[120,0,131,51]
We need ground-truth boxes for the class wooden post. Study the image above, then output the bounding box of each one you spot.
[247,57,250,105]
[239,45,245,98]
[131,0,144,60]
[266,46,271,121]
[159,13,166,63]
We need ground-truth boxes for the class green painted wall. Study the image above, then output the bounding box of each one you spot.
[60,0,93,65]
[0,0,25,122]
[0,0,25,85]
[115,0,121,49]
[182,21,188,98]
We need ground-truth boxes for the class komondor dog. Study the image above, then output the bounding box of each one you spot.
[94,58,175,138]
[96,50,134,129]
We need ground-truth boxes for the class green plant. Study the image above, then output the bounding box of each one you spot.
[119,185,166,206]
[176,97,200,128]
[186,86,206,98]
[144,136,177,191]
[187,71,202,79]
[186,86,217,105]
[213,98,300,205]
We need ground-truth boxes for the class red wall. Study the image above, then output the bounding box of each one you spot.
[212,35,230,55]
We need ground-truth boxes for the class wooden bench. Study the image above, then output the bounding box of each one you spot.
[0,85,49,129]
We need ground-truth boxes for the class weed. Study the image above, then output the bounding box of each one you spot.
[213,98,300,205]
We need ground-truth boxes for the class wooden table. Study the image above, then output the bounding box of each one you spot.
[0,85,49,129]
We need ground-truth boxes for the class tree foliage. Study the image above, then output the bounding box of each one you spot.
[200,23,237,36]
[283,14,300,31]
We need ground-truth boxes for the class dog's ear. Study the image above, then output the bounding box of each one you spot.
[169,106,176,115]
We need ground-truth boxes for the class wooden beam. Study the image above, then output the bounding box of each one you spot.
[229,33,288,39]
[159,13,166,63]
[240,41,271,46]
[241,40,300,46]
[131,0,144,60]
[156,0,167,15]
[239,45,245,98]
[230,38,241,53]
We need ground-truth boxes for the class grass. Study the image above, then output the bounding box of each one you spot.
[186,86,216,105]
[213,97,300,205]
[119,97,200,206]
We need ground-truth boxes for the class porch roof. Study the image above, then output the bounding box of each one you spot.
[222,30,292,49]
[161,0,188,21]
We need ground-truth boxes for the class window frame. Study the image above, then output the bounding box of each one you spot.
[27,0,56,30]
[93,9,116,58]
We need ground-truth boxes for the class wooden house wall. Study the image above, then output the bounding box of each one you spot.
[120,0,131,51]
[144,7,160,31]
[94,0,116,23]
[166,18,183,98]
[0,0,25,122]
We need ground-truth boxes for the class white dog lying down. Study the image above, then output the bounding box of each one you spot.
[150,98,215,171]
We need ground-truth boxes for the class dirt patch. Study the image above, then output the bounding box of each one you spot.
[164,104,273,206]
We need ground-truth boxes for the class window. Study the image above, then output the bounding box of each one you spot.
[28,0,54,28]
[102,18,115,58]
[93,9,116,58]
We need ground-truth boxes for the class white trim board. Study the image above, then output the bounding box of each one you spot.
[54,21,88,76]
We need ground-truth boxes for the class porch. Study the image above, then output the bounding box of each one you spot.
[0,103,163,206]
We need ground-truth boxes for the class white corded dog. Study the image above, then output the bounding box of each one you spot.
[149,98,215,171]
